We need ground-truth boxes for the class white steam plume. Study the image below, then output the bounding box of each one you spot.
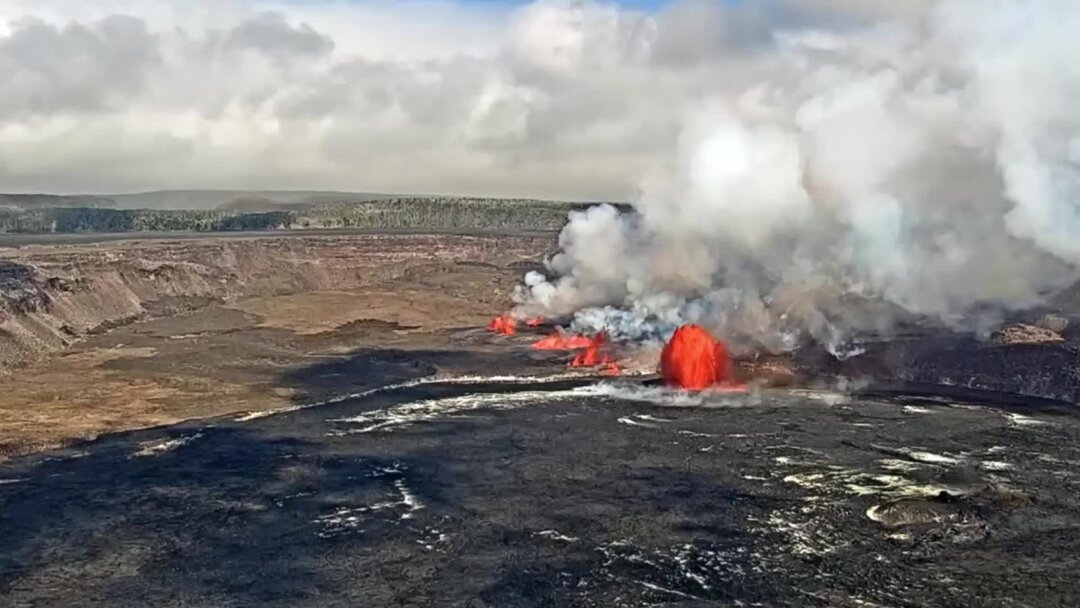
[515,0,1080,355]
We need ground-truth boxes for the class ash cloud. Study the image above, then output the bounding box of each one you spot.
[514,0,1080,353]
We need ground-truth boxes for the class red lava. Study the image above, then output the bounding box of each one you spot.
[525,316,545,327]
[569,332,613,369]
[531,331,595,350]
[532,328,621,375]
[599,362,622,377]
[660,324,745,391]
[487,314,517,335]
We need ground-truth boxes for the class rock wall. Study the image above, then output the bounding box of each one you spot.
[0,233,550,371]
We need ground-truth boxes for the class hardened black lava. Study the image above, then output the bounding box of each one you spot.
[1,367,1078,608]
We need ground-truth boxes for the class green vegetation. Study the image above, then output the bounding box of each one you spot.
[0,197,623,234]
[0,194,116,209]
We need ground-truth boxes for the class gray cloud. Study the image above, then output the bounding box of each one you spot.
[0,15,158,119]
[0,1,788,196]
[221,12,334,61]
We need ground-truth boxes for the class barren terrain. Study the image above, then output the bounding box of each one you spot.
[2,231,1079,607]
[0,232,553,457]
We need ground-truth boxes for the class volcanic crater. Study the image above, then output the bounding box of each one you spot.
[1,230,1079,607]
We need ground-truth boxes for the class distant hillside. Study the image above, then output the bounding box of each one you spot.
[0,194,117,210]
[111,190,397,210]
[0,197,629,235]
[0,190,399,211]
[216,194,290,213]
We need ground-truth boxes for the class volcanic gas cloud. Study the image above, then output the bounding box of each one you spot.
[509,0,1080,358]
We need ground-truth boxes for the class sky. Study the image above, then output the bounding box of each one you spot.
[0,0,935,198]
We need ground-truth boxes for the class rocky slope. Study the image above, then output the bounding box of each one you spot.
[752,317,1080,405]
[0,233,551,371]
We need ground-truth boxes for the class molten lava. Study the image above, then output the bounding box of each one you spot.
[525,316,545,327]
[531,331,594,350]
[660,324,739,391]
[487,314,517,335]
[569,332,611,368]
[599,362,622,377]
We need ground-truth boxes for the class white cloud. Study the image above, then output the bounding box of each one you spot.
[0,0,1037,203]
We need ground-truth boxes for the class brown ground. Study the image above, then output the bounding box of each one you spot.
[0,233,554,459]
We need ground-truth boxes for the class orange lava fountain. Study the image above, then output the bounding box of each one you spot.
[660,324,740,391]
[570,332,611,367]
[487,314,517,335]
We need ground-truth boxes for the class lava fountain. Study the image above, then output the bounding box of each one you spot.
[487,314,517,335]
[570,332,610,367]
[533,329,621,375]
[569,332,621,376]
[660,325,740,391]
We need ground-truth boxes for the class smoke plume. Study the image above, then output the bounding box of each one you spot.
[515,0,1080,355]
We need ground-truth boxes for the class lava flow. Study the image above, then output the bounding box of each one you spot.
[525,316,545,327]
[660,324,741,391]
[487,314,517,335]
[531,331,594,350]
[570,332,615,368]
[533,329,621,375]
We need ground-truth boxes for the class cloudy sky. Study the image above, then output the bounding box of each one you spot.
[0,0,927,198]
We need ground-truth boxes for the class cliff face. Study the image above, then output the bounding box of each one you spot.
[0,233,550,371]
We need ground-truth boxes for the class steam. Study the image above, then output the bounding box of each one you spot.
[515,0,1080,354]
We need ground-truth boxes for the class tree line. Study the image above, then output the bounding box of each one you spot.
[0,198,625,234]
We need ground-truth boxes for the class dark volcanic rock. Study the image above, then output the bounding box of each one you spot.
[0,261,50,313]
[766,327,1080,405]
[2,372,1079,607]
[857,334,1080,404]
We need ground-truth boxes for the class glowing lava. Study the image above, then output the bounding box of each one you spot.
[599,362,622,376]
[570,332,611,368]
[525,316,545,327]
[531,331,594,350]
[487,314,517,335]
[660,324,740,391]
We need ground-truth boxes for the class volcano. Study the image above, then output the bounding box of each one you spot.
[660,324,735,391]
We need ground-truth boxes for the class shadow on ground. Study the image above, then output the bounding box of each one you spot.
[276,341,564,403]
[0,389,779,606]
[6,341,1080,607]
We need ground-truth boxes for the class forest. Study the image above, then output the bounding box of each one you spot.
[0,197,620,234]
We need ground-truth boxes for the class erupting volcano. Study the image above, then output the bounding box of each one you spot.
[660,325,739,391]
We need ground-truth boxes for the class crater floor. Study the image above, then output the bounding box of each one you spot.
[0,231,551,457]
[2,372,1078,607]
[2,231,1079,606]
